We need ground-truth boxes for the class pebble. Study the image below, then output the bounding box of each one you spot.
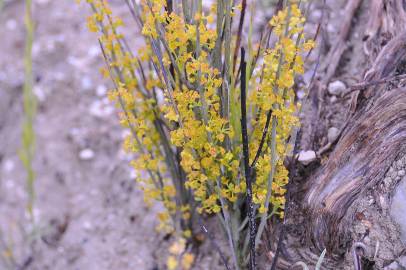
[35,0,50,4]
[330,96,338,103]
[384,177,392,188]
[32,42,42,57]
[380,195,389,210]
[79,148,95,160]
[67,55,87,71]
[327,127,339,143]
[309,10,322,22]
[129,169,137,179]
[81,76,93,91]
[297,89,306,100]
[399,170,405,177]
[367,195,375,205]
[83,221,93,231]
[88,46,100,58]
[6,19,17,31]
[298,150,317,165]
[328,80,346,96]
[399,256,406,268]
[33,85,46,102]
[96,84,107,97]
[89,99,114,118]
[327,23,336,34]
[3,159,15,173]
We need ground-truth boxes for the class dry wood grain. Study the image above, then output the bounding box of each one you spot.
[304,86,406,252]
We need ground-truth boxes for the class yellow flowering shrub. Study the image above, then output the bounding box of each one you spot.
[82,0,313,268]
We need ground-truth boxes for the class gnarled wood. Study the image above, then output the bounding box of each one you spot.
[302,4,406,253]
[304,87,406,252]
[273,2,406,268]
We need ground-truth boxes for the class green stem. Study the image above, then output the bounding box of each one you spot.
[21,0,36,221]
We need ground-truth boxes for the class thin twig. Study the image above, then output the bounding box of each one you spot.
[240,47,257,270]
[344,73,406,95]
[250,109,272,168]
[232,0,247,73]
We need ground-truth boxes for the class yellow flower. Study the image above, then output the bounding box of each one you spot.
[303,40,315,51]
[169,238,186,255]
[167,256,178,270]
[182,253,195,269]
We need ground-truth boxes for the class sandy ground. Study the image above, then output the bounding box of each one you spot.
[0,0,162,269]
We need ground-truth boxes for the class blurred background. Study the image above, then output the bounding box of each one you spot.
[0,0,164,269]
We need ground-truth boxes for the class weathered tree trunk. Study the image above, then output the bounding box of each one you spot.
[285,1,406,269]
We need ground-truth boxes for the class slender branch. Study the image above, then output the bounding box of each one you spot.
[232,0,247,73]
[22,0,36,221]
[345,73,406,95]
[240,47,257,270]
[250,109,273,168]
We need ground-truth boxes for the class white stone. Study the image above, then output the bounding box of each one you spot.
[328,80,346,96]
[384,177,392,187]
[88,46,100,58]
[35,0,50,5]
[89,100,114,118]
[399,170,405,177]
[298,150,317,165]
[79,149,95,160]
[3,159,14,172]
[83,221,93,230]
[399,256,406,268]
[327,23,336,34]
[81,76,93,91]
[330,96,338,103]
[297,90,306,100]
[380,195,389,210]
[6,19,17,31]
[327,127,339,143]
[310,10,322,21]
[33,85,46,102]
[96,84,107,97]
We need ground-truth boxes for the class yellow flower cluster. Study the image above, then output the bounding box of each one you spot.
[249,4,314,216]
[139,1,247,214]
[86,0,182,233]
[85,0,313,230]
